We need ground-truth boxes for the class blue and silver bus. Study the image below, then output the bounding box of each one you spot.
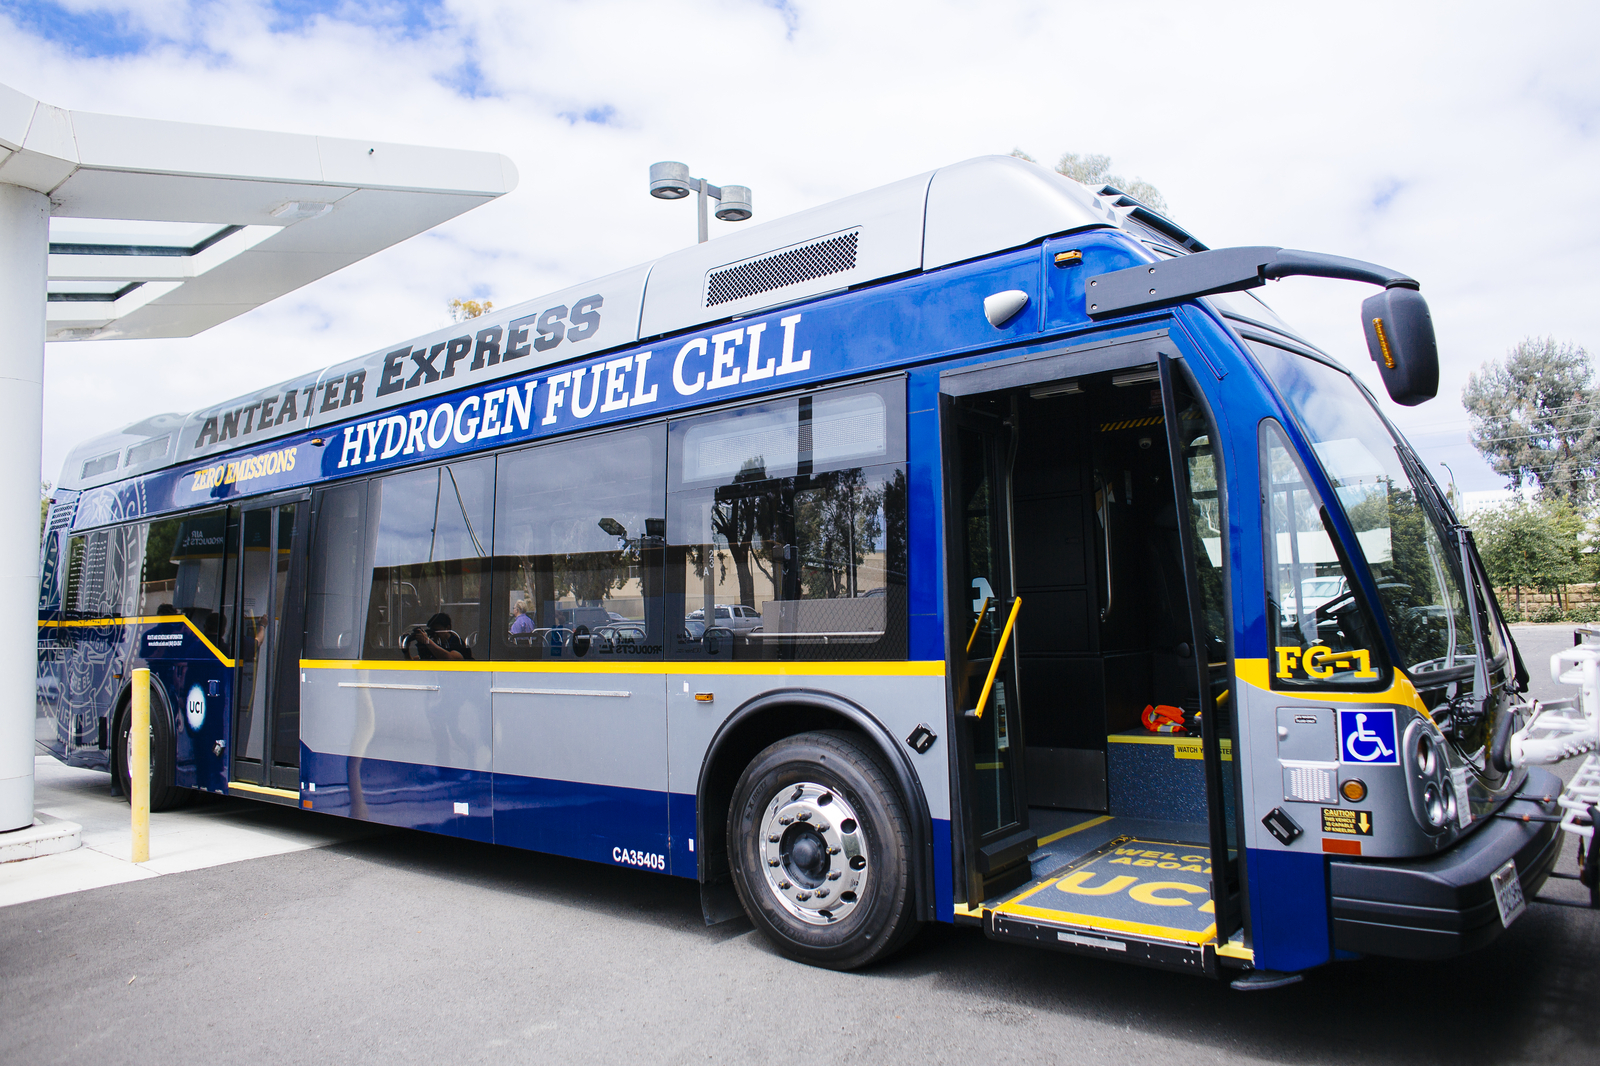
[37,156,1581,981]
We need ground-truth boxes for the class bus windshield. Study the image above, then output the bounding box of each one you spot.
[1248,339,1503,685]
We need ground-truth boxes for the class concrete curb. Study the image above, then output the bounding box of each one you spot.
[0,814,83,863]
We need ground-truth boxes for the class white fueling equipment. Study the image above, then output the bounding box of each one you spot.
[1510,627,1600,853]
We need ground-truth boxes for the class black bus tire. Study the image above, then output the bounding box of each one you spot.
[112,696,191,812]
[728,730,920,970]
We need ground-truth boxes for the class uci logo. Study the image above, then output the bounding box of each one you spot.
[185,684,206,731]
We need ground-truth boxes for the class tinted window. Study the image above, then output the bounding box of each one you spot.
[1261,419,1386,688]
[305,482,368,659]
[64,526,142,619]
[491,425,666,661]
[363,459,493,659]
[141,510,229,647]
[667,380,908,660]
[1252,340,1499,680]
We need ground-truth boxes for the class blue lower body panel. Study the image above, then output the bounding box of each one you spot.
[494,773,670,870]
[300,746,685,874]
[1245,847,1331,973]
[933,817,953,921]
[301,746,493,843]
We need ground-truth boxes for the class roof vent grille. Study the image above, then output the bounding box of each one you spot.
[81,452,119,479]
[706,229,859,308]
[126,435,170,467]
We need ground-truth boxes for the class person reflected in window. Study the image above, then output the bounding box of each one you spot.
[405,612,471,661]
[509,599,534,637]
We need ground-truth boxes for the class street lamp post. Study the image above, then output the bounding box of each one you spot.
[648,162,753,243]
[1441,462,1459,513]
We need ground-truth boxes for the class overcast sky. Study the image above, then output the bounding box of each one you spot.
[6,0,1599,498]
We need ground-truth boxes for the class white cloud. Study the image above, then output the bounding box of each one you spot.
[8,0,1599,491]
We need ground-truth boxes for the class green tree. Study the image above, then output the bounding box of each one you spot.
[1470,498,1583,609]
[1010,148,1170,214]
[1463,337,1599,504]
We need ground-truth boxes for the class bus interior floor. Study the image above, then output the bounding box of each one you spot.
[1021,808,1210,885]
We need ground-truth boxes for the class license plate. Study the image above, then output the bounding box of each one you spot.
[1491,860,1526,928]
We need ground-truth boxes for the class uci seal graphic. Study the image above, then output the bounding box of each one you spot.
[186,684,206,731]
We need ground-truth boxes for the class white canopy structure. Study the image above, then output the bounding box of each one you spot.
[0,81,517,832]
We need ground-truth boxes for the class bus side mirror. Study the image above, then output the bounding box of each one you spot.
[1361,287,1438,406]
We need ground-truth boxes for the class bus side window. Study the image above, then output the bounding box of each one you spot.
[665,380,908,661]
[63,534,89,619]
[140,510,228,640]
[65,527,139,621]
[306,483,368,658]
[362,459,494,660]
[490,425,666,661]
[1261,420,1386,688]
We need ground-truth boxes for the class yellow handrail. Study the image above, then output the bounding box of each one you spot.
[972,597,1021,720]
[964,597,991,654]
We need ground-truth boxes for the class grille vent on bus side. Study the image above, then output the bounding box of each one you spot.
[48,498,76,532]
[705,229,860,308]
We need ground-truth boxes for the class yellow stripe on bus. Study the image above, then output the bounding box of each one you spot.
[38,615,236,667]
[299,658,947,678]
[228,781,299,799]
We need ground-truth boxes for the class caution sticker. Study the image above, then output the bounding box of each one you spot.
[1321,807,1374,835]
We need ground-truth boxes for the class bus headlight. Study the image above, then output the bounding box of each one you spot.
[1414,732,1437,777]
[1423,783,1447,827]
[1403,716,1454,835]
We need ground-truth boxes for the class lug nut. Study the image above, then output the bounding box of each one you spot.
[798,812,812,821]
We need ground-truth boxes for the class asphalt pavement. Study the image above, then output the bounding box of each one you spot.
[1,626,1596,1066]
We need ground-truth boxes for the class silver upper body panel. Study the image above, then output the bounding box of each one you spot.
[299,665,951,818]
[59,154,1172,492]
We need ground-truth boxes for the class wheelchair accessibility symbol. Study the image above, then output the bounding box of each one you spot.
[1339,709,1397,764]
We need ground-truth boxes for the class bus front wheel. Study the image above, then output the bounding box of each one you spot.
[728,730,919,970]
[112,697,190,811]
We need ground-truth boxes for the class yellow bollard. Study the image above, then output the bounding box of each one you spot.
[130,668,150,863]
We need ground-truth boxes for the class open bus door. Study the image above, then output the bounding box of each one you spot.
[943,401,1035,904]
[941,335,1244,973]
[228,493,310,795]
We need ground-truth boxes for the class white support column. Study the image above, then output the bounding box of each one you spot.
[0,182,48,833]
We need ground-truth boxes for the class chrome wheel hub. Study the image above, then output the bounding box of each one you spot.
[758,781,866,925]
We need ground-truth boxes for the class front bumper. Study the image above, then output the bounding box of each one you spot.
[1328,768,1562,960]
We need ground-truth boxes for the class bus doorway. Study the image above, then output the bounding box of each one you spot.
[229,496,310,794]
[942,341,1242,972]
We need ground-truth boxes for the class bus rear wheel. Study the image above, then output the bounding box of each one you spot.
[728,730,919,970]
[112,697,190,812]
